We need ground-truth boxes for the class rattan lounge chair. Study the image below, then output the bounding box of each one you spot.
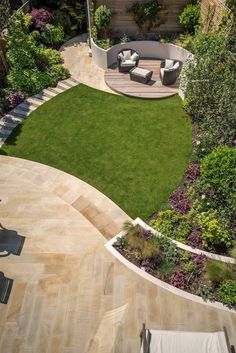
[0,223,25,257]
[0,272,13,304]
[160,59,181,85]
[117,48,140,72]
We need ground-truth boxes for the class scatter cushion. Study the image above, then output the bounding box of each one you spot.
[123,50,131,60]
[172,62,180,70]
[130,52,139,62]
[120,59,136,67]
[165,59,174,69]
[118,53,125,62]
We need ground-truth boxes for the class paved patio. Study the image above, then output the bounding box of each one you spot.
[0,156,235,353]
[60,34,116,94]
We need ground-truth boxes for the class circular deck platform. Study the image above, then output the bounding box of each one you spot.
[104,59,179,99]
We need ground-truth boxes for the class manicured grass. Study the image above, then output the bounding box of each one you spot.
[1,84,192,218]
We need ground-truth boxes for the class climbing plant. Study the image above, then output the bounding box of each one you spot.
[127,0,165,33]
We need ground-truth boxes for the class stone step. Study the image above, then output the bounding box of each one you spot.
[0,126,13,137]
[10,109,27,118]
[60,80,75,88]
[47,86,65,94]
[34,91,53,100]
[26,97,44,106]
[68,77,80,85]
[0,119,17,129]
[17,102,37,113]
[42,88,58,97]
[56,82,71,90]
[4,113,25,123]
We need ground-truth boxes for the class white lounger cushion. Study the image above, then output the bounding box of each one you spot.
[141,330,229,353]
[131,67,151,78]
[130,52,139,61]
[123,50,131,60]
[120,60,136,67]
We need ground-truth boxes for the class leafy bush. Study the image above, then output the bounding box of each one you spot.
[179,3,200,33]
[30,8,54,29]
[40,24,64,46]
[187,229,203,248]
[5,11,69,96]
[182,26,236,155]
[141,255,161,273]
[53,0,85,37]
[190,254,206,271]
[150,210,192,243]
[205,260,234,285]
[199,147,236,215]
[169,268,187,289]
[196,211,232,249]
[7,91,25,109]
[217,280,236,306]
[159,237,179,265]
[127,0,164,32]
[184,163,200,184]
[114,236,128,250]
[94,5,112,40]
[169,186,191,214]
[184,261,198,275]
[197,284,215,302]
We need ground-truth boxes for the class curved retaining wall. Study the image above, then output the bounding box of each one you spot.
[91,39,192,70]
[134,218,235,264]
[105,221,236,312]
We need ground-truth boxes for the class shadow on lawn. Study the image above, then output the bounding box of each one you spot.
[0,123,24,153]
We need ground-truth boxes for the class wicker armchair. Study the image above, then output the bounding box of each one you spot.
[117,48,140,72]
[160,60,181,85]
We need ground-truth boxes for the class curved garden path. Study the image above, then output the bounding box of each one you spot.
[60,34,116,94]
[0,156,235,353]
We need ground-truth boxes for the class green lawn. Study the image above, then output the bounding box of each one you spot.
[1,84,192,218]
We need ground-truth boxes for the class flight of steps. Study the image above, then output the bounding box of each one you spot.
[0,77,80,148]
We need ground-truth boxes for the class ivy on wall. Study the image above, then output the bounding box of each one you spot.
[127,0,166,33]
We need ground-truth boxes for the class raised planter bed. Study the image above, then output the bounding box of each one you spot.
[105,219,236,312]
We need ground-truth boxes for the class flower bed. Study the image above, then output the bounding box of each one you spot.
[113,222,236,309]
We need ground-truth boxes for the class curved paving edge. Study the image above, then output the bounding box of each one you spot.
[0,77,80,148]
[0,156,131,239]
[105,230,236,313]
[135,218,235,264]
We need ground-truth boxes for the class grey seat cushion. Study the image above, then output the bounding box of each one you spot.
[131,67,152,78]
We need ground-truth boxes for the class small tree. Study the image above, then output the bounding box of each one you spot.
[94,5,111,39]
[179,2,200,33]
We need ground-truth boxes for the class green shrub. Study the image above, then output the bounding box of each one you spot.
[179,3,200,33]
[0,0,10,32]
[196,284,215,302]
[52,0,86,37]
[184,261,198,275]
[94,5,112,39]
[5,11,69,96]
[159,237,179,265]
[205,260,234,285]
[200,147,236,214]
[127,0,164,32]
[40,24,64,46]
[195,211,232,249]
[114,236,128,250]
[217,280,236,306]
[150,210,192,243]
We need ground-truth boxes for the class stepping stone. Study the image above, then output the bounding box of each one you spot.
[47,86,65,94]
[26,97,44,106]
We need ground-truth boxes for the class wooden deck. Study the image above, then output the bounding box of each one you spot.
[104,59,179,99]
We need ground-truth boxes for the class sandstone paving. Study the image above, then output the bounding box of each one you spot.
[0,156,235,353]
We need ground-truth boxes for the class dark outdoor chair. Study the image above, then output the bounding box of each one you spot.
[0,272,13,304]
[0,223,25,257]
[117,48,140,72]
[160,59,181,85]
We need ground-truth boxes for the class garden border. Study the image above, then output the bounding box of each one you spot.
[105,219,236,313]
